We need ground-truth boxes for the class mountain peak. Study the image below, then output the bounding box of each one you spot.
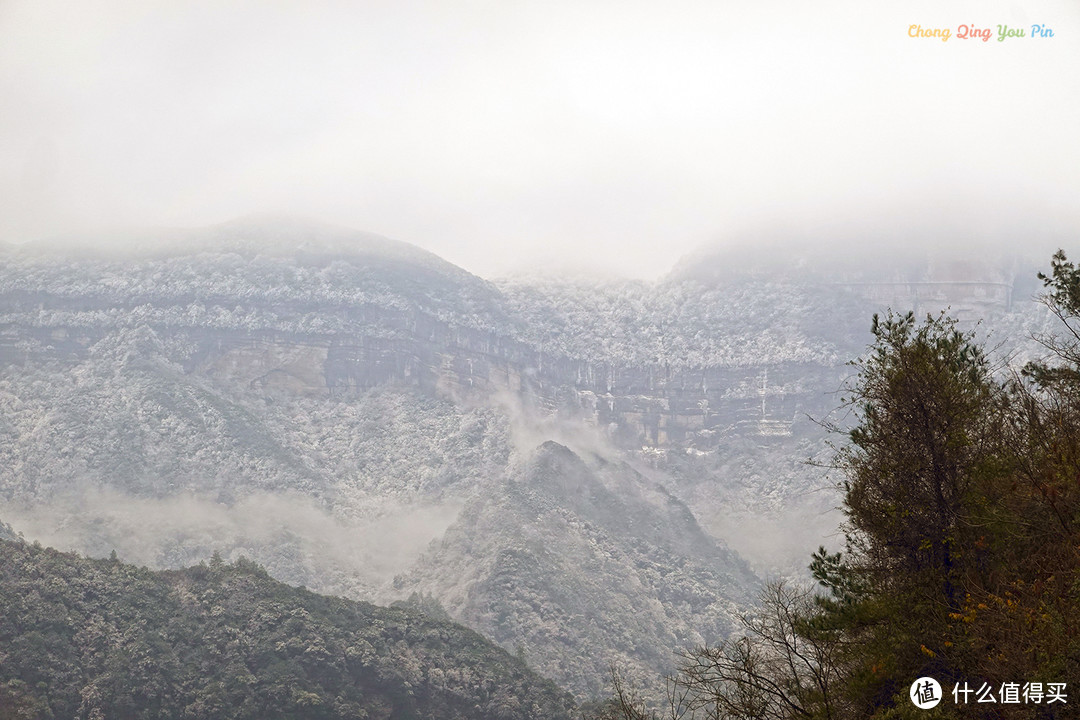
[17,215,473,280]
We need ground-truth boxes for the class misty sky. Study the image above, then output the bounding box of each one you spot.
[2,0,1079,278]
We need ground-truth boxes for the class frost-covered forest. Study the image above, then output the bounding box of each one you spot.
[0,221,1057,704]
[497,275,868,368]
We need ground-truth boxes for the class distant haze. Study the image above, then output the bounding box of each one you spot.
[2,0,1079,278]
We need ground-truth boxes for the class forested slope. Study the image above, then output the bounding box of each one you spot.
[0,538,576,720]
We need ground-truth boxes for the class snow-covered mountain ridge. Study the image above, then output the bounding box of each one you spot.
[0,218,1052,697]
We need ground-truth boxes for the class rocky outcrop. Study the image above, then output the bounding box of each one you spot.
[392,441,757,698]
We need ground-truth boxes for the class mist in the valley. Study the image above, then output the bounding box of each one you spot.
[484,387,836,575]
[4,487,463,597]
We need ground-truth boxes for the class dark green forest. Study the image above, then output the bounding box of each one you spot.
[592,253,1080,719]
[0,542,574,720]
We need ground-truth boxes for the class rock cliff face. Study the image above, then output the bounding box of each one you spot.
[0,228,1041,523]
[0,276,852,452]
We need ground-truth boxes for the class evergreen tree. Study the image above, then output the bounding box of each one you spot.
[594,252,1080,719]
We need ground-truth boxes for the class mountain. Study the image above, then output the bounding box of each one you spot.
[20,215,480,287]
[393,441,757,698]
[0,536,576,719]
[0,217,1054,698]
[0,218,766,698]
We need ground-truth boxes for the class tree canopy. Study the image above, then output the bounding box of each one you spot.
[0,541,576,720]
[594,251,1080,719]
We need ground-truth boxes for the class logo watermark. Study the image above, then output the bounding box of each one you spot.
[910,678,1067,709]
[907,24,1055,42]
[911,677,942,709]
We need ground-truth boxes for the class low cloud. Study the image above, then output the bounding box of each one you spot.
[5,486,462,599]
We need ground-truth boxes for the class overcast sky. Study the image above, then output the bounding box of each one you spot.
[2,0,1079,278]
